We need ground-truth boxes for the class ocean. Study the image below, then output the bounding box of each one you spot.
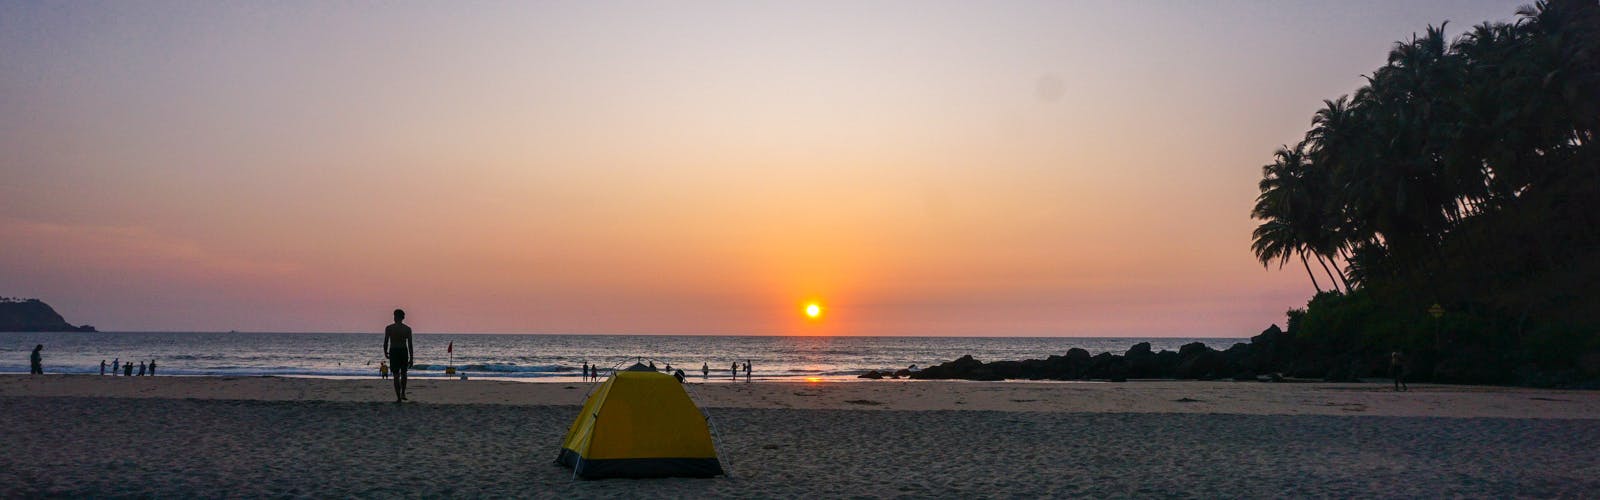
[1,332,1246,382]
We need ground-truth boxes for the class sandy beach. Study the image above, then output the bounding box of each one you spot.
[3,376,1598,497]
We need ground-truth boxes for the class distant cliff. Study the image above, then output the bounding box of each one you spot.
[0,298,96,332]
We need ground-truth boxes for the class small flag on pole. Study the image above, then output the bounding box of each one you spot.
[447,341,454,353]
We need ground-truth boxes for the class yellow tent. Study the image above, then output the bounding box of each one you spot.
[556,364,724,479]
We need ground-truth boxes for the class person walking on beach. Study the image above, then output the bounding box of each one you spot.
[1390,350,1407,392]
[101,360,107,376]
[30,344,43,374]
[582,361,589,382]
[138,361,146,376]
[701,362,709,379]
[744,360,751,382]
[384,308,414,402]
[124,361,133,376]
[149,359,157,376]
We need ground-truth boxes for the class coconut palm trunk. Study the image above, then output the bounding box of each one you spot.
[1301,253,1324,293]
[1315,254,1345,293]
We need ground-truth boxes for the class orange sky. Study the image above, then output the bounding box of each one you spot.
[0,1,1520,335]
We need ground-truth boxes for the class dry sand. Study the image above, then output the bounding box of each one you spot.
[3,375,1598,497]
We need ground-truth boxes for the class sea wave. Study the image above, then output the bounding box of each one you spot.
[411,363,569,373]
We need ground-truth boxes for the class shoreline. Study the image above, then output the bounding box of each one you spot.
[4,373,1596,419]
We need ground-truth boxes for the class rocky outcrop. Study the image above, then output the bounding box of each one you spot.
[0,298,96,332]
[900,324,1319,382]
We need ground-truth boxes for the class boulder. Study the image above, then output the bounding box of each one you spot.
[1175,349,1226,380]
[1124,342,1159,379]
[1083,352,1131,381]
[1220,342,1251,376]
[1153,350,1181,377]
[1125,342,1153,357]
[858,370,884,379]
[986,360,1025,379]
[910,355,985,380]
[1178,342,1210,359]
[1246,324,1292,373]
[1066,348,1091,363]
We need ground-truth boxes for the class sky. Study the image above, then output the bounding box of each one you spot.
[0,0,1523,336]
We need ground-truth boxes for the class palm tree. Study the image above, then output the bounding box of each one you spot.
[1251,143,1340,293]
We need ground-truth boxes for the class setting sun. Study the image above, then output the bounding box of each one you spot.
[805,303,822,319]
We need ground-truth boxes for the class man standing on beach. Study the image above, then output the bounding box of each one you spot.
[149,359,157,376]
[112,357,119,376]
[384,309,414,402]
[30,344,43,374]
[1390,351,1407,392]
[101,359,107,375]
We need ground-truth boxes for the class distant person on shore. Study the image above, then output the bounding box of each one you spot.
[149,359,156,376]
[124,361,133,377]
[101,360,107,376]
[731,362,738,379]
[582,361,589,382]
[380,360,389,379]
[701,362,709,379]
[112,357,119,376]
[1390,351,1408,392]
[384,308,414,403]
[744,360,751,382]
[138,361,146,376]
[30,344,43,374]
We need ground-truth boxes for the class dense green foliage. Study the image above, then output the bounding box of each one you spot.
[1252,1,1600,385]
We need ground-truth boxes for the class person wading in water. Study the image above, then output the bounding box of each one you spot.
[384,309,414,402]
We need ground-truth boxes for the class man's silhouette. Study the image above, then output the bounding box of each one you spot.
[30,344,42,374]
[384,309,414,402]
[1390,350,1408,392]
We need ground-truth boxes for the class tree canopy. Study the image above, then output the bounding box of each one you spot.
[1250,0,1600,385]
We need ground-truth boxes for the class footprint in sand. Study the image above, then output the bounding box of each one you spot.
[1174,398,1203,403]
[844,399,883,405]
